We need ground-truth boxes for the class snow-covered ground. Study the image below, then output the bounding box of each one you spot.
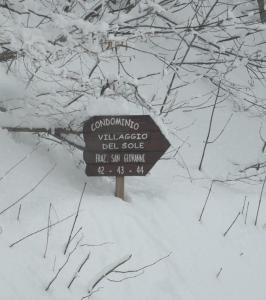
[1,103,266,300]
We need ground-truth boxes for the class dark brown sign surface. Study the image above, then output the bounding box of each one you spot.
[83,115,170,176]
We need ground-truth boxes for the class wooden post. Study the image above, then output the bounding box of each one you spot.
[115,176,125,200]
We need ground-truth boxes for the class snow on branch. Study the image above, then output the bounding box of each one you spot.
[87,254,132,295]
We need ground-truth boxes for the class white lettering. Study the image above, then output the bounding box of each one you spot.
[97,133,148,141]
[95,154,108,163]
[122,142,144,150]
[102,143,119,150]
[111,154,121,163]
[124,154,145,163]
[90,117,141,132]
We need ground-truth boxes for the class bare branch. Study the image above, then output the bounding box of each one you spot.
[64,182,87,255]
[255,175,266,226]
[223,211,241,237]
[198,181,214,222]
[68,252,91,289]
[113,252,172,274]
[9,213,74,248]
[198,80,221,171]
[45,240,79,291]
[43,203,52,259]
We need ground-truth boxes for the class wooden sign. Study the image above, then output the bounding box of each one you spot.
[83,115,170,177]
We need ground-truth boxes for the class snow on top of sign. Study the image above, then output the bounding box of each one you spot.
[83,96,146,117]
[81,96,171,145]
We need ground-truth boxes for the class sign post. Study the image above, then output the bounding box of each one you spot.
[115,176,125,200]
[83,115,170,200]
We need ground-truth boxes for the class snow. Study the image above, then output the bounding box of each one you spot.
[1,105,266,300]
[1,1,266,299]
[0,67,23,100]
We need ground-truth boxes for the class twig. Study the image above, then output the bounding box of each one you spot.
[107,271,144,282]
[114,252,172,274]
[64,94,84,108]
[255,175,266,226]
[64,182,87,254]
[223,211,241,237]
[0,164,56,216]
[245,201,249,225]
[88,254,132,294]
[80,242,113,248]
[44,203,52,258]
[89,60,99,78]
[160,32,196,115]
[175,152,193,183]
[241,196,247,214]
[81,287,103,300]
[9,213,74,248]
[159,72,176,115]
[17,204,22,222]
[198,181,214,222]
[216,267,223,279]
[2,127,81,135]
[52,132,84,151]
[26,66,40,88]
[68,252,91,289]
[208,113,233,144]
[198,80,221,171]
[69,226,83,245]
[0,143,40,182]
[259,122,266,153]
[45,240,79,291]
[199,0,219,28]
[3,127,84,151]
[53,256,57,272]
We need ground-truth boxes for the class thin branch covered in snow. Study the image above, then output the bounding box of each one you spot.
[81,251,171,298]
[80,242,114,248]
[68,252,91,289]
[85,254,132,297]
[0,0,265,134]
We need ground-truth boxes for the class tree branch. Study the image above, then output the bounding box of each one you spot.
[2,127,85,151]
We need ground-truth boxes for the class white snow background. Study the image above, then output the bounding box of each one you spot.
[1,1,266,300]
